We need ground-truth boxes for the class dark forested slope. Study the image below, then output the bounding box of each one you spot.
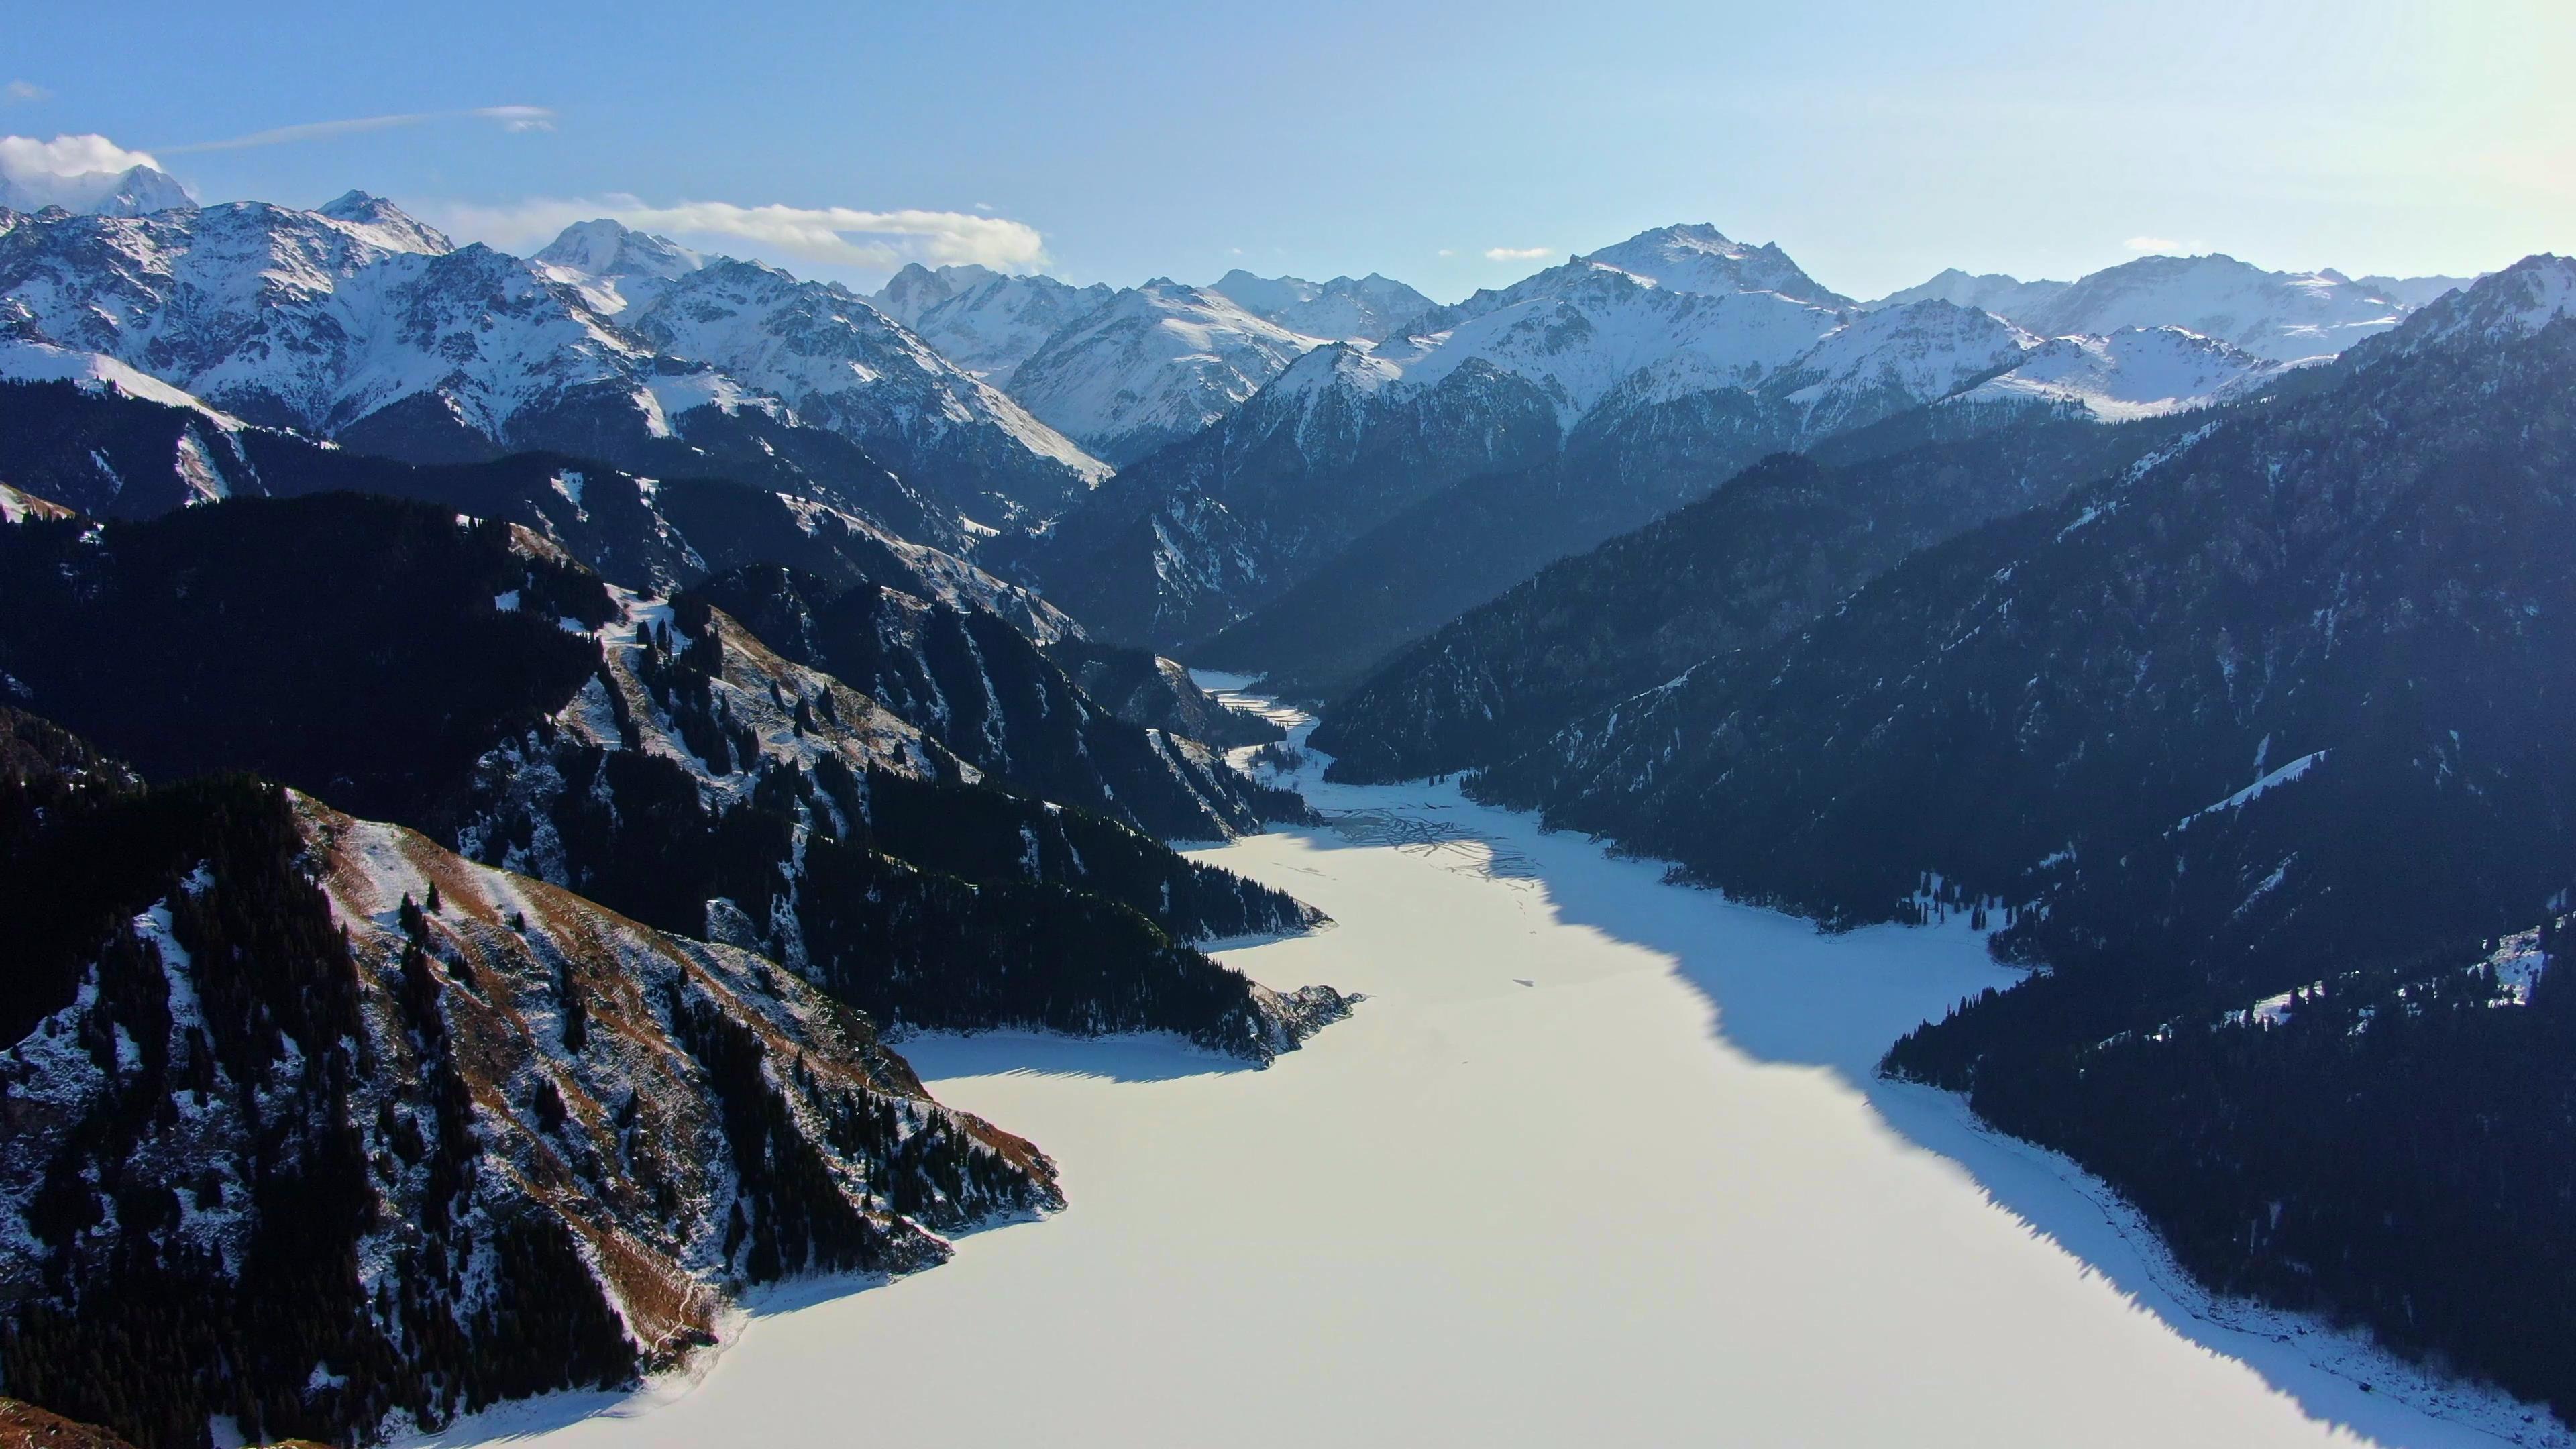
[0,495,1342,1059]
[0,708,1058,1449]
[1312,413,2194,782]
[1471,256,2576,1412]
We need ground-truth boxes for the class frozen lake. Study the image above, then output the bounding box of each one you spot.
[433,688,2555,1449]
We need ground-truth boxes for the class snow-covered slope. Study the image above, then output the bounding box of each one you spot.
[533,217,708,315]
[1866,267,2072,319]
[1754,298,2034,437]
[1574,223,1851,306]
[1004,280,1329,466]
[612,254,1108,518]
[0,338,249,425]
[1871,258,2472,364]
[0,196,683,458]
[1951,326,2292,421]
[0,203,1110,531]
[2017,255,2416,362]
[2364,252,2576,356]
[1206,269,1434,343]
[2353,272,2474,309]
[869,262,1112,379]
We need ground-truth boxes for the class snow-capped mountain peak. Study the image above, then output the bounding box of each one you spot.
[312,189,454,255]
[1205,268,1435,343]
[869,263,1114,381]
[0,160,194,218]
[534,217,703,280]
[625,254,1111,509]
[1951,325,2292,421]
[531,217,707,315]
[1004,278,1328,465]
[874,261,1004,322]
[2019,252,2413,363]
[2371,254,2576,356]
[1863,267,2072,321]
[1575,223,1852,307]
[1760,297,2035,435]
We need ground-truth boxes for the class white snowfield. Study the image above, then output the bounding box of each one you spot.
[1003,279,1330,465]
[1955,326,2298,422]
[421,685,2560,1449]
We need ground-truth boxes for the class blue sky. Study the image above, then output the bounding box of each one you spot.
[6,0,2568,301]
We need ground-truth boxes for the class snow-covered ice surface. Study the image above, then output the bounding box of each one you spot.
[424,681,2565,1449]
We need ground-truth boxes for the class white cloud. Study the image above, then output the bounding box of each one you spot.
[161,106,555,155]
[438,194,1049,272]
[2124,235,2208,255]
[5,81,49,104]
[478,106,554,133]
[1437,248,1457,258]
[1485,246,1552,262]
[0,133,163,181]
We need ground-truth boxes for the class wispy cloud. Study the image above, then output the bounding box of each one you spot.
[2124,235,2208,255]
[4,81,49,105]
[437,194,1049,272]
[160,106,555,155]
[1437,248,1457,258]
[0,133,162,180]
[1485,245,1552,262]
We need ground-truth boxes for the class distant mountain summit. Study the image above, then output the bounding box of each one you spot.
[0,202,1108,529]
[535,219,1108,521]
[1865,266,2071,319]
[2017,252,2417,360]
[1873,253,2463,362]
[870,262,1114,379]
[0,161,192,217]
[1205,269,1433,343]
[1014,227,2043,663]
[1575,223,1851,306]
[533,213,706,312]
[1004,278,1328,466]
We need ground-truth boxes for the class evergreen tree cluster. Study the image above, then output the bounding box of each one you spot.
[0,722,633,1448]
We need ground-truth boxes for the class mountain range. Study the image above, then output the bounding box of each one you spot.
[0,158,2547,1447]
[1318,256,2576,1417]
[1008,224,2409,701]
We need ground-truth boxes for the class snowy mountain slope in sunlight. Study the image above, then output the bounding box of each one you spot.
[2017,254,2418,362]
[0,162,193,217]
[1004,279,1329,466]
[1864,266,2072,319]
[537,222,1108,521]
[1573,221,1853,305]
[869,262,1113,380]
[0,195,688,460]
[1952,326,2295,421]
[1205,269,1434,343]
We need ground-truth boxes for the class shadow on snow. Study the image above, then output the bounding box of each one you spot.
[1287,768,2553,1449]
